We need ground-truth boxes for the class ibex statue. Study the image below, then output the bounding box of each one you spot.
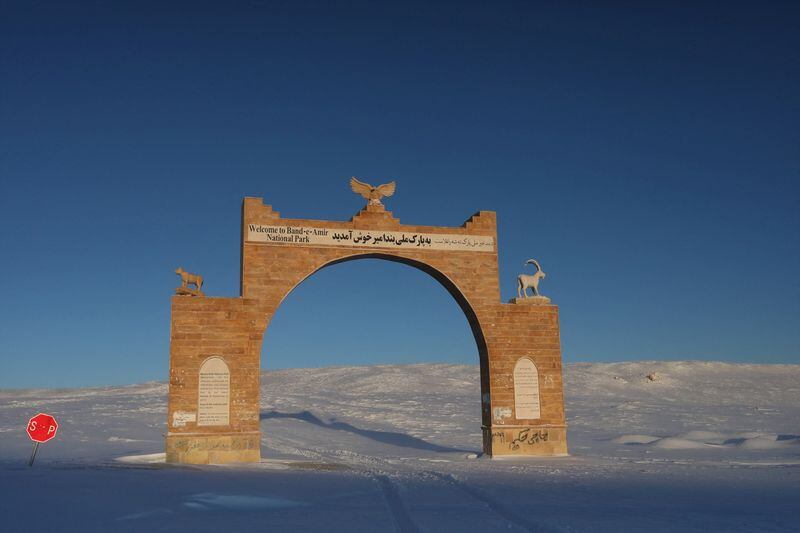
[517,259,546,298]
[175,267,203,292]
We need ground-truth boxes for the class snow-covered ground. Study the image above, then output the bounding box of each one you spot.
[1,362,798,532]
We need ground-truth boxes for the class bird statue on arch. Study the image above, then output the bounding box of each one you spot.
[350,177,396,207]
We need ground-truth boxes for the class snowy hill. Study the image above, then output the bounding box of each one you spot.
[1,362,798,532]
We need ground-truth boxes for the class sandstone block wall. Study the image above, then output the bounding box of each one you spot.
[166,197,567,464]
[166,296,264,463]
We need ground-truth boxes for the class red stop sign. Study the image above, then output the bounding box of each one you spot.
[26,413,58,443]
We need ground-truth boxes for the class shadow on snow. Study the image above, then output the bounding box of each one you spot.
[260,410,474,454]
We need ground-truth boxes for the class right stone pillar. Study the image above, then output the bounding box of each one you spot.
[483,300,568,456]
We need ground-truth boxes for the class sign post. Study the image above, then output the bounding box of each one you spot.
[26,413,58,466]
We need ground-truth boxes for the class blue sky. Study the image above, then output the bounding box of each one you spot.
[1,1,798,388]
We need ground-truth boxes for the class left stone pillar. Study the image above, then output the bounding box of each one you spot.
[166,296,263,464]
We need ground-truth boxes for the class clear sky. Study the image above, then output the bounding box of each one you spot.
[1,1,798,388]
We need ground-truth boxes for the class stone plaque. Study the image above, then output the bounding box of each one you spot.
[513,358,541,419]
[197,356,230,426]
[247,224,494,252]
[172,411,196,427]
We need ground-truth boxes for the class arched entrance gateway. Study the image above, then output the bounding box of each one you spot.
[166,182,567,464]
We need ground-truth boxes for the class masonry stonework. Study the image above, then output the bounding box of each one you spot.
[166,197,568,463]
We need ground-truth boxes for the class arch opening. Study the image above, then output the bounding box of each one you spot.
[258,253,492,454]
[265,253,489,371]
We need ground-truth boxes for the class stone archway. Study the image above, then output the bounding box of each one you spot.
[166,197,567,464]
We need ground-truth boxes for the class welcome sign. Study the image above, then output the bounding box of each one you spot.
[246,224,495,252]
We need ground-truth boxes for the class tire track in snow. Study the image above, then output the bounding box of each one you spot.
[371,473,420,533]
[427,471,561,533]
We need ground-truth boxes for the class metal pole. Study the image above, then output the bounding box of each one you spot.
[28,442,39,467]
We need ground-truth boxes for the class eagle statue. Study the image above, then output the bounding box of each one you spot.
[349,177,396,206]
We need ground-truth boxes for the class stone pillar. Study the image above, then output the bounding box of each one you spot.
[165,296,263,464]
[482,301,568,456]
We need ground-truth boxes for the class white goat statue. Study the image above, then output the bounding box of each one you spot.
[517,259,546,298]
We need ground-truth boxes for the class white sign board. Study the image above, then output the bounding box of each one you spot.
[247,224,494,252]
[172,411,196,427]
[513,358,541,419]
[198,356,230,426]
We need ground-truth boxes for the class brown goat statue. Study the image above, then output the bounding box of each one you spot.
[175,267,203,292]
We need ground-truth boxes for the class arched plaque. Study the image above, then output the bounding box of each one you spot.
[198,356,230,426]
[514,358,541,419]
